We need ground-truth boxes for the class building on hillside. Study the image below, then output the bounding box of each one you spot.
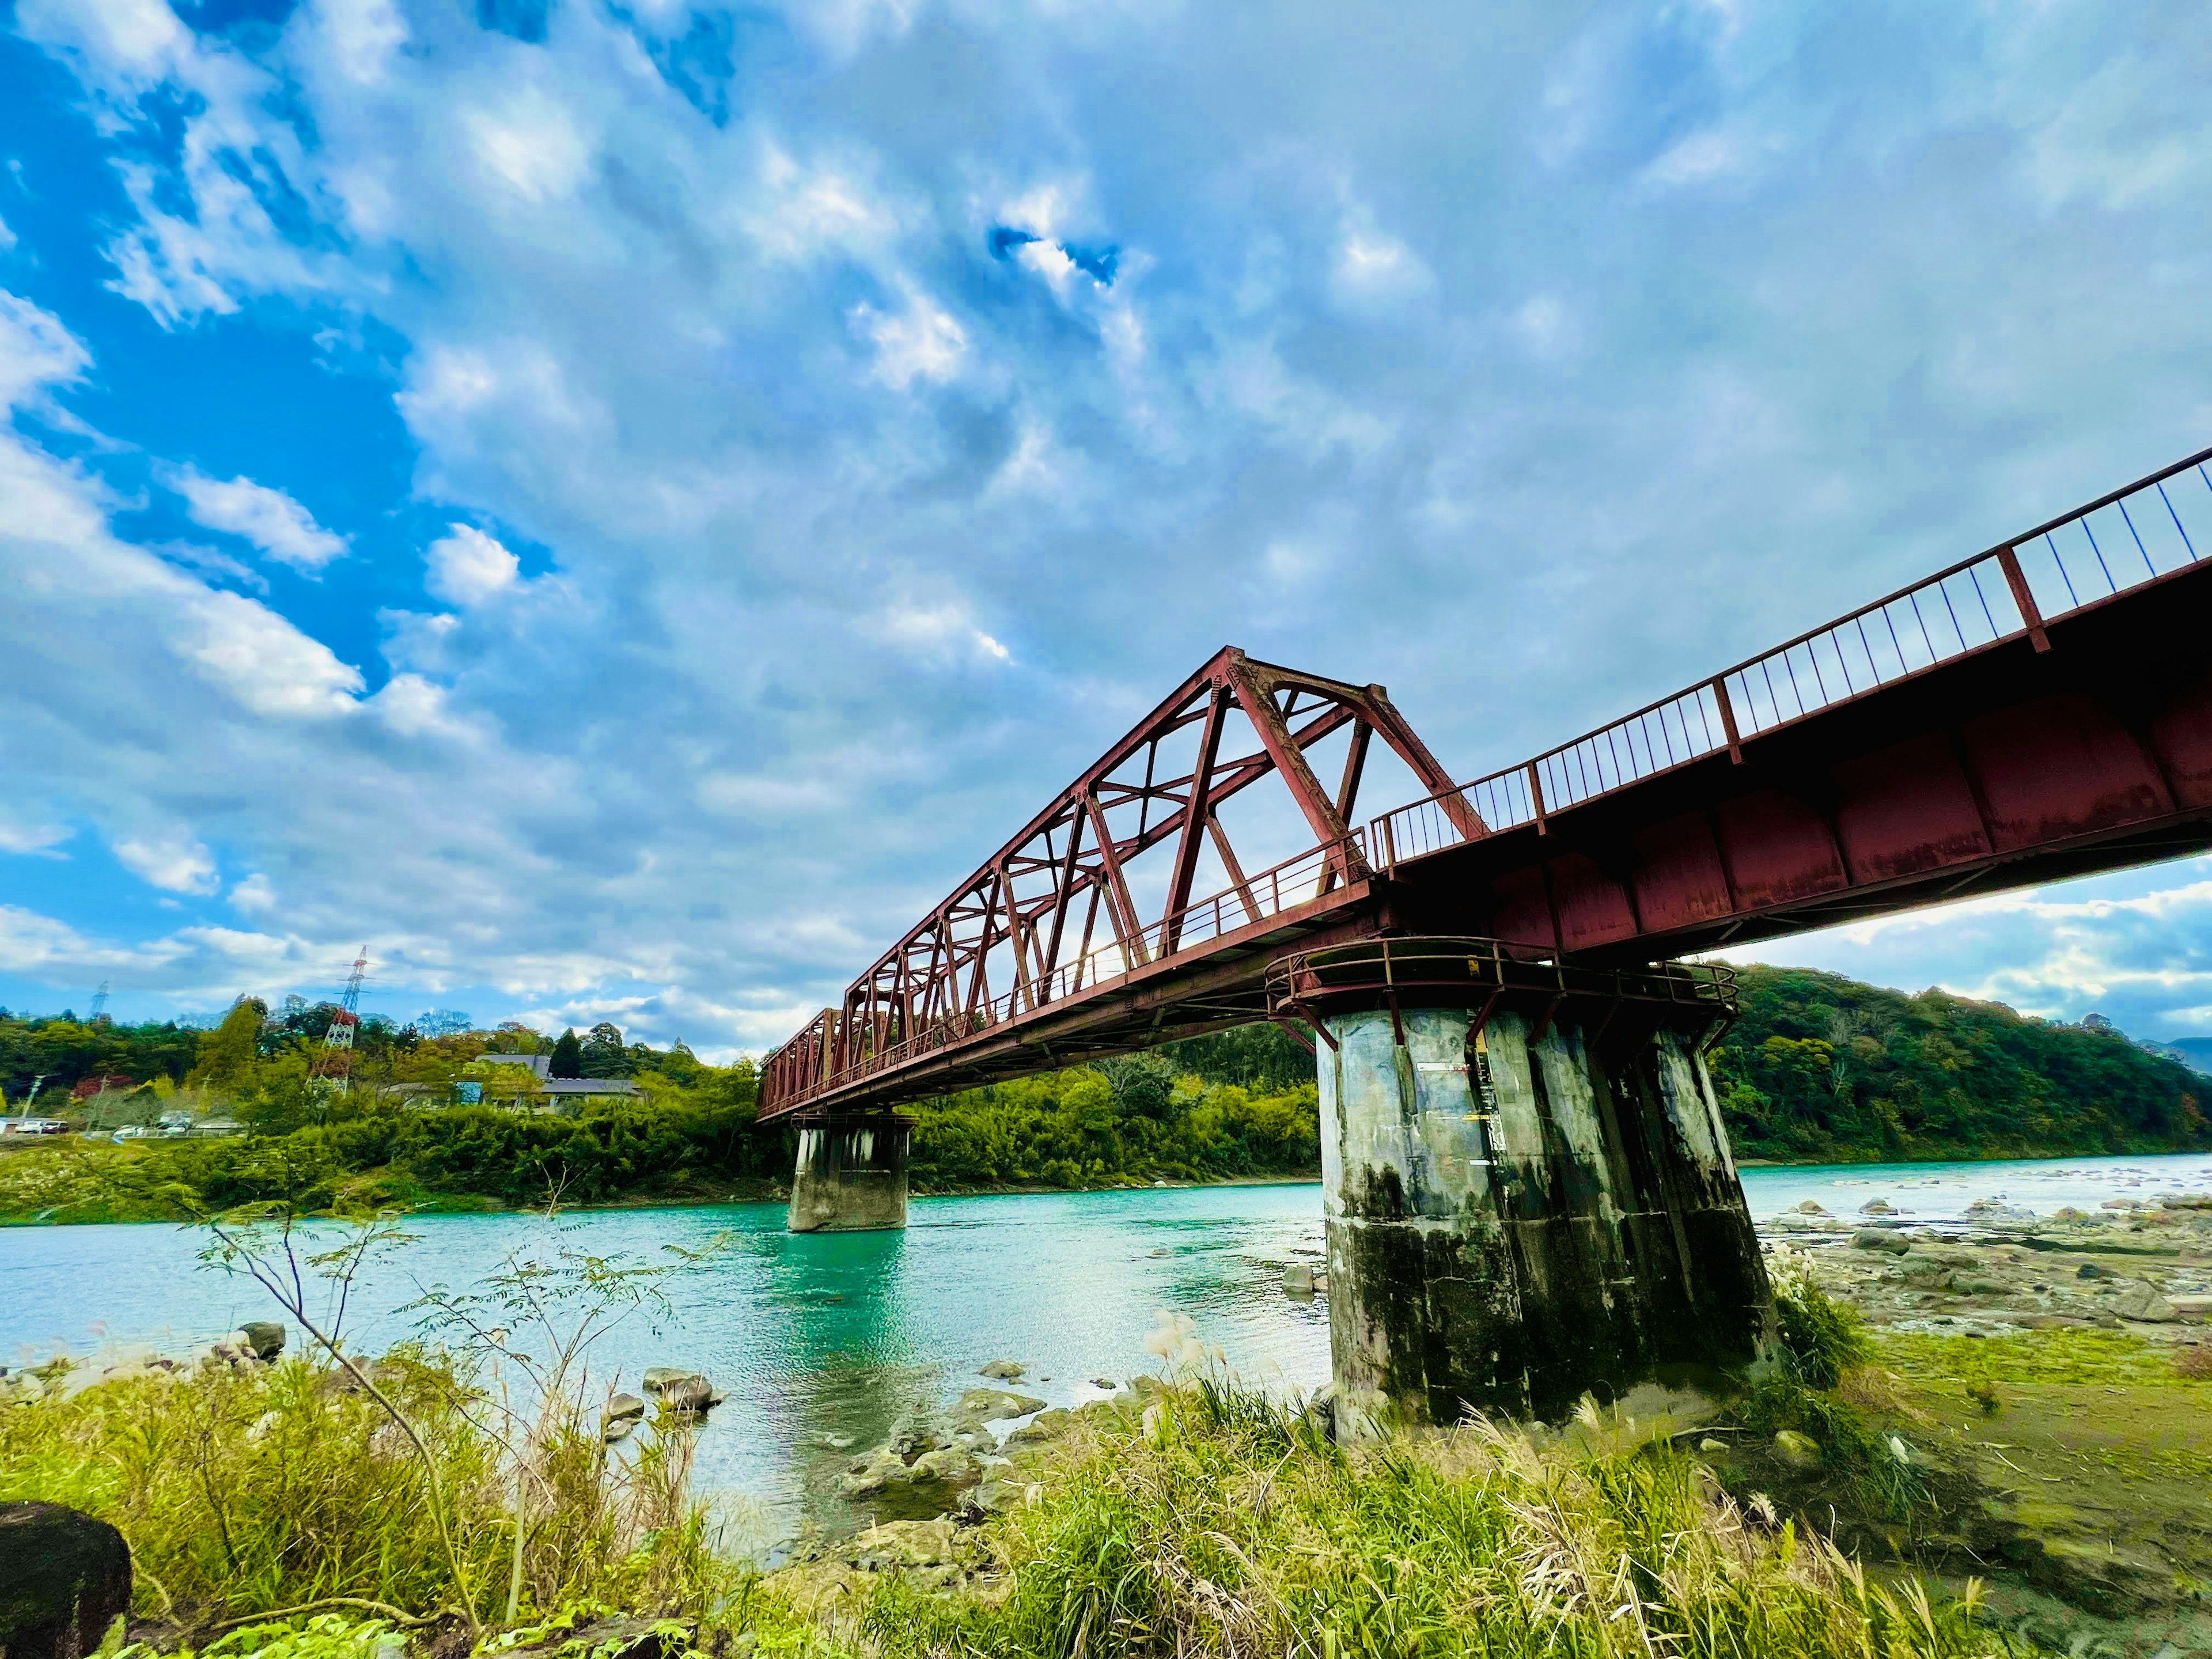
[462,1052,639,1116]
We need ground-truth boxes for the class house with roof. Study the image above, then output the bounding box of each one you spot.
[463,1052,639,1116]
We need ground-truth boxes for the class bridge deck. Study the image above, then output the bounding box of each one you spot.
[760,445,2212,1122]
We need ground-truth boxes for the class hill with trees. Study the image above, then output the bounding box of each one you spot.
[3,964,2206,1222]
[1710,967,2208,1162]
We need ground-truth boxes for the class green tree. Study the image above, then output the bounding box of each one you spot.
[579,1022,630,1078]
[548,1028,583,1078]
[190,997,269,1089]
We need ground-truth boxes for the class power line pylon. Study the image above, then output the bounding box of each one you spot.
[315,947,370,1096]
[88,981,110,1023]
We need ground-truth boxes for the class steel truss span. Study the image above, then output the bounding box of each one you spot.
[760,442,2212,1123]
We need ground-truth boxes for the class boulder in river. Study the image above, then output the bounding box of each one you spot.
[979,1359,1025,1381]
[238,1321,285,1361]
[643,1368,718,1413]
[1860,1199,1896,1215]
[0,1501,132,1659]
[1283,1263,1315,1298]
[603,1392,646,1442]
[1794,1200,1830,1215]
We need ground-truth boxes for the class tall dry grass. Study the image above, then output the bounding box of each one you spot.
[0,1350,729,1634]
[850,1379,2019,1659]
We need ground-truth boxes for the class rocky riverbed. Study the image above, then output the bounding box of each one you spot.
[1766,1187,2212,1338]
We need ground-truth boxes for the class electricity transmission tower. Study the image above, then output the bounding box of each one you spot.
[314,948,370,1096]
[88,981,110,1022]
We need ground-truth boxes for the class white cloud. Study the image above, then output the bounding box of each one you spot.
[13,0,190,94]
[373,672,491,744]
[176,589,365,716]
[697,774,843,820]
[114,832,218,894]
[1638,128,1779,191]
[1330,222,1432,313]
[311,0,406,86]
[0,816,71,857]
[0,291,91,409]
[868,602,1009,664]
[851,289,966,388]
[229,872,276,914]
[425,524,521,605]
[163,465,349,570]
[9,0,2212,1059]
[465,86,594,204]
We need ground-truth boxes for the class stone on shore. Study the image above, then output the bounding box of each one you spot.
[979,1359,1025,1381]
[1772,1429,1821,1469]
[2114,1285,2180,1322]
[238,1321,285,1362]
[0,1501,132,1659]
[953,1387,1046,1423]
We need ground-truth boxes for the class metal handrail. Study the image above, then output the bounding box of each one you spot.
[1369,442,2212,868]
[1262,937,1736,1022]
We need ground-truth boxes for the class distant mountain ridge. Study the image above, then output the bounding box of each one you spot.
[2145,1037,2212,1077]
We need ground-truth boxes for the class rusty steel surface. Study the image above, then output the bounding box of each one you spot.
[760,443,2212,1123]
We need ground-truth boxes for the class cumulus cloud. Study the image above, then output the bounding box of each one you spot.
[425,524,521,606]
[162,465,349,571]
[176,589,365,716]
[113,832,218,895]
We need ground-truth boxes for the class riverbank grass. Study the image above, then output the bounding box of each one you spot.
[787,1375,2016,1659]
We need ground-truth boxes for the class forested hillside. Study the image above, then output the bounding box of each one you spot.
[1709,967,2210,1162]
[5,968,2207,1222]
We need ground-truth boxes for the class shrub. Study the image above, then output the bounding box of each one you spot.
[1769,1249,1871,1389]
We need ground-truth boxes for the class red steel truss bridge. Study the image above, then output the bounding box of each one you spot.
[761,444,2212,1124]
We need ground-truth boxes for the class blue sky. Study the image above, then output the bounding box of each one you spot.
[2,0,2210,1057]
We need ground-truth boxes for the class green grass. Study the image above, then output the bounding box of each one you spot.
[0,1352,730,1633]
[816,1383,2020,1659]
[1873,1327,2212,1391]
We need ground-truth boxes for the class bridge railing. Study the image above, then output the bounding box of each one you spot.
[766,830,1371,1113]
[1369,445,2212,870]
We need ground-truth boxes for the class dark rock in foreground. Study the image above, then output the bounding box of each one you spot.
[0,1501,132,1659]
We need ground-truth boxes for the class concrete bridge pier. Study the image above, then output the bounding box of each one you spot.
[788,1114,910,1233]
[1286,942,1774,1426]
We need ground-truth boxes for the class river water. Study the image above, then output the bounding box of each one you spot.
[6,1152,2210,1547]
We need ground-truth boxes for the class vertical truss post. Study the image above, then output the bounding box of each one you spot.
[1162,684,1230,953]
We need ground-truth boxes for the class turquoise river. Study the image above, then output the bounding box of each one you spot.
[5,1152,2209,1547]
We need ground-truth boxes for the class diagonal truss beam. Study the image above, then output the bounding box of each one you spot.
[763,646,1478,1115]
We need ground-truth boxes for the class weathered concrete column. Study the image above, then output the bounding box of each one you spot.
[788,1115,910,1233]
[1286,941,1772,1425]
